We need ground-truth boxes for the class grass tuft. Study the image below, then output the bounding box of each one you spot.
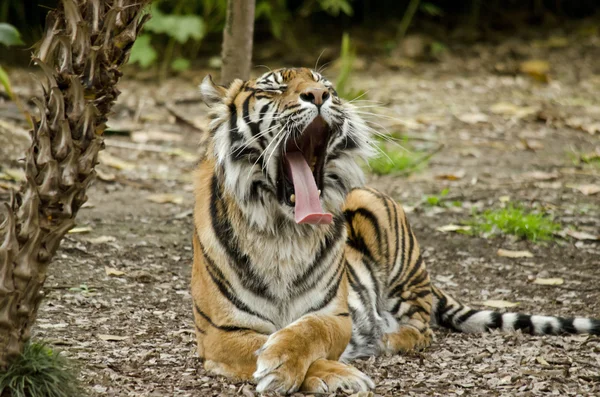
[367,139,429,176]
[0,342,82,397]
[469,203,560,242]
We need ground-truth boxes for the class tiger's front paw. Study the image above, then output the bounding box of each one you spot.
[301,359,374,393]
[253,338,310,394]
[383,325,433,354]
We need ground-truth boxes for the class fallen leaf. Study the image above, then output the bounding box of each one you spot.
[532,277,564,286]
[536,356,550,366]
[480,300,519,309]
[520,138,544,151]
[105,266,125,276]
[348,392,374,397]
[97,334,128,341]
[573,184,600,196]
[68,226,93,234]
[565,229,600,241]
[457,113,488,125]
[131,130,184,143]
[498,195,511,203]
[436,224,472,233]
[0,168,25,182]
[490,102,538,119]
[566,117,600,135]
[519,60,550,82]
[98,152,135,170]
[147,193,184,205]
[522,171,560,181]
[435,170,466,181]
[497,248,534,258]
[127,270,157,283]
[38,323,69,329]
[87,235,117,244]
[96,168,116,182]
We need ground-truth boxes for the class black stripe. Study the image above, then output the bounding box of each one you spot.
[201,248,274,324]
[388,256,423,298]
[486,312,503,331]
[232,146,261,162]
[195,325,206,334]
[228,104,243,143]
[291,216,345,295]
[514,314,533,334]
[304,264,345,314]
[336,312,350,317]
[542,321,554,335]
[209,175,274,299]
[390,200,400,279]
[559,317,577,334]
[194,303,256,333]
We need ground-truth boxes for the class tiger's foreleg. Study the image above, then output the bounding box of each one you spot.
[254,274,373,394]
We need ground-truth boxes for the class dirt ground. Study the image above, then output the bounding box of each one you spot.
[1,31,599,396]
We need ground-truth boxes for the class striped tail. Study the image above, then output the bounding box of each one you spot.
[432,285,600,335]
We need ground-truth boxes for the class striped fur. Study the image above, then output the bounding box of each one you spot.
[191,68,599,394]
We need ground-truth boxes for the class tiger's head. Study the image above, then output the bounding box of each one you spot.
[200,67,373,231]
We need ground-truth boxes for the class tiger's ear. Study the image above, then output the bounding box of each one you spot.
[199,75,227,107]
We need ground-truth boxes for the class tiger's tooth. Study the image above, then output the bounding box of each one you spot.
[318,190,321,196]
[290,194,296,203]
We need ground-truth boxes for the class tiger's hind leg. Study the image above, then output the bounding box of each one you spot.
[344,188,433,355]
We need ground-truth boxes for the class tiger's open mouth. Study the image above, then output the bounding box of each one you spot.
[277,116,333,225]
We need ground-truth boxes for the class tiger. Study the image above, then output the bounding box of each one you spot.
[191,67,600,394]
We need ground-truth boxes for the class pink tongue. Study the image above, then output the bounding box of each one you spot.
[285,152,332,225]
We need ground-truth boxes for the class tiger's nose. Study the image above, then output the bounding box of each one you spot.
[300,88,330,106]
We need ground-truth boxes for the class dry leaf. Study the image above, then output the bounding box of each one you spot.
[99,152,135,170]
[97,334,128,341]
[96,168,116,182]
[573,184,600,196]
[457,113,488,124]
[105,266,125,276]
[131,130,184,143]
[520,138,544,151]
[348,392,374,397]
[498,195,511,203]
[480,300,519,309]
[497,249,534,258]
[147,193,184,205]
[522,171,560,181]
[565,229,600,241]
[87,235,117,244]
[519,60,550,82]
[436,224,472,233]
[532,277,564,286]
[536,356,550,366]
[435,170,466,181]
[0,168,25,182]
[68,226,93,234]
[490,102,538,119]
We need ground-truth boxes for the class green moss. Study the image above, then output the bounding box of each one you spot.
[469,204,560,242]
[0,342,82,397]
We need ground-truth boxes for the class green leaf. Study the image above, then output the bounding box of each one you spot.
[0,65,14,98]
[0,23,24,47]
[128,34,157,68]
[171,57,190,72]
[144,5,205,43]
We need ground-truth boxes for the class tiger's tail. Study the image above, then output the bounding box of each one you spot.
[431,285,600,335]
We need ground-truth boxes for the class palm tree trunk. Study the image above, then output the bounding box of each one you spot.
[0,0,150,370]
[220,0,256,83]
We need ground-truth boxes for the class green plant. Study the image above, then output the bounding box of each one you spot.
[468,203,560,241]
[367,144,426,176]
[129,3,205,76]
[335,33,364,100]
[0,22,24,46]
[425,188,449,206]
[0,342,82,397]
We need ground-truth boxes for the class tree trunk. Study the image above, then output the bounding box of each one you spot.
[220,0,256,84]
[0,0,150,370]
